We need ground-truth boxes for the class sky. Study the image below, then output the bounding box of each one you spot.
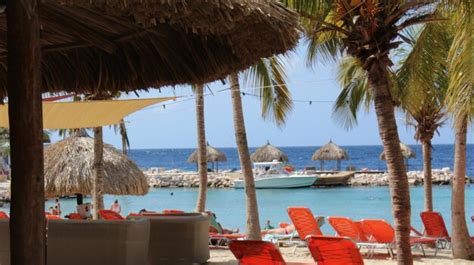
[50,43,473,149]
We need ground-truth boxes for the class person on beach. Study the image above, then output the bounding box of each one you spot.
[263,220,274,230]
[110,199,121,214]
[208,211,239,234]
[54,198,61,215]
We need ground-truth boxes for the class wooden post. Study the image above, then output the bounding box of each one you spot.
[7,0,45,264]
[92,127,105,219]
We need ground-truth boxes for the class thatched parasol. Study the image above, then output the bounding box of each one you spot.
[187,142,227,172]
[44,133,148,198]
[311,140,349,171]
[380,142,416,170]
[250,141,288,163]
[0,0,300,97]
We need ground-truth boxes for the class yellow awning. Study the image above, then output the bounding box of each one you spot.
[0,97,175,129]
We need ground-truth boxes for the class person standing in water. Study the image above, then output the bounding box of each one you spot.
[110,199,121,214]
[54,198,62,215]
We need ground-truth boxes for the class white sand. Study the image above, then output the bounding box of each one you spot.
[209,246,474,265]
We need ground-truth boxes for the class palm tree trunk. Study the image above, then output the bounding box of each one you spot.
[422,140,433,211]
[451,117,474,259]
[92,127,105,219]
[7,0,45,263]
[367,62,412,265]
[230,73,262,240]
[195,84,208,212]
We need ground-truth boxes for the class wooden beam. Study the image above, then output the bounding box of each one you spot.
[6,0,45,264]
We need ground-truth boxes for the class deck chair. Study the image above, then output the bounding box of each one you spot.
[0,211,8,219]
[162,209,185,214]
[287,207,323,240]
[306,235,364,265]
[287,207,323,253]
[229,240,314,265]
[361,219,438,257]
[45,214,62,220]
[66,213,83,220]
[98,210,125,220]
[420,211,474,249]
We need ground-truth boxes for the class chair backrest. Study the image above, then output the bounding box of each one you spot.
[327,216,361,242]
[360,219,394,244]
[420,211,449,238]
[306,235,364,265]
[353,221,369,242]
[98,210,125,220]
[0,211,8,219]
[229,240,286,265]
[287,207,323,240]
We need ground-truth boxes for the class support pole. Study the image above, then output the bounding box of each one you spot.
[92,127,104,219]
[7,0,45,264]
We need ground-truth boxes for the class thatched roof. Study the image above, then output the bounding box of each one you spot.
[187,143,227,163]
[311,140,349,161]
[380,143,416,160]
[0,1,299,98]
[44,134,148,197]
[250,141,288,162]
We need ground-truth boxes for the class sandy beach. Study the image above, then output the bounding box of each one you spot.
[209,247,474,265]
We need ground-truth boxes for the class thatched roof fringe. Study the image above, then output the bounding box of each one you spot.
[380,143,416,160]
[0,1,299,97]
[311,140,349,161]
[44,135,148,197]
[250,141,288,163]
[187,143,227,163]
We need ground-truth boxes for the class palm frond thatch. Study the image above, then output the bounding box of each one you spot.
[187,143,227,163]
[311,140,349,161]
[250,141,288,162]
[0,0,300,98]
[44,135,148,197]
[380,143,416,160]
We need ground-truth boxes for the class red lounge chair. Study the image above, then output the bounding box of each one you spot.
[67,213,83,220]
[306,235,364,265]
[420,211,474,248]
[98,210,125,220]
[229,240,313,265]
[0,211,8,219]
[361,219,437,257]
[45,214,62,220]
[287,207,323,240]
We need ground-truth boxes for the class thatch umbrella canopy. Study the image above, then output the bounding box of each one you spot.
[187,142,227,172]
[311,140,349,171]
[380,142,416,170]
[0,0,300,97]
[44,133,148,197]
[250,141,288,163]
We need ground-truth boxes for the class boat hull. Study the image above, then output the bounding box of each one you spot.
[233,175,317,189]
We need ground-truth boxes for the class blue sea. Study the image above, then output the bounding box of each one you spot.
[1,144,473,234]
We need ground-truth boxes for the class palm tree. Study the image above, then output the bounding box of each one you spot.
[193,84,208,213]
[444,0,474,259]
[282,1,439,263]
[230,56,292,240]
[113,119,130,155]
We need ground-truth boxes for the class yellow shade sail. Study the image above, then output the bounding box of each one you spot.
[0,97,175,129]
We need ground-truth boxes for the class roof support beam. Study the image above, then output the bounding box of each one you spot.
[7,0,46,264]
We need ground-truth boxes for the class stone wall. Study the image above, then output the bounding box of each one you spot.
[350,168,458,186]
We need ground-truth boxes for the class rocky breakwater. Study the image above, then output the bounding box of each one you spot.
[349,168,466,186]
[145,168,236,188]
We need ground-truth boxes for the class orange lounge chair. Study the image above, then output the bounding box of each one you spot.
[306,235,364,265]
[98,210,125,220]
[229,240,314,265]
[0,211,8,219]
[287,207,323,240]
[45,214,62,220]
[360,219,437,257]
[66,213,83,220]
[420,211,474,249]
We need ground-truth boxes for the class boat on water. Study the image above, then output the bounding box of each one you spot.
[233,161,318,189]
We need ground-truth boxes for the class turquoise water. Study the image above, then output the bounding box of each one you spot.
[3,185,472,235]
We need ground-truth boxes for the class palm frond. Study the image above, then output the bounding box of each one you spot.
[243,55,293,126]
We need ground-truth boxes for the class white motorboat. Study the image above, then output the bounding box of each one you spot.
[233,161,317,189]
